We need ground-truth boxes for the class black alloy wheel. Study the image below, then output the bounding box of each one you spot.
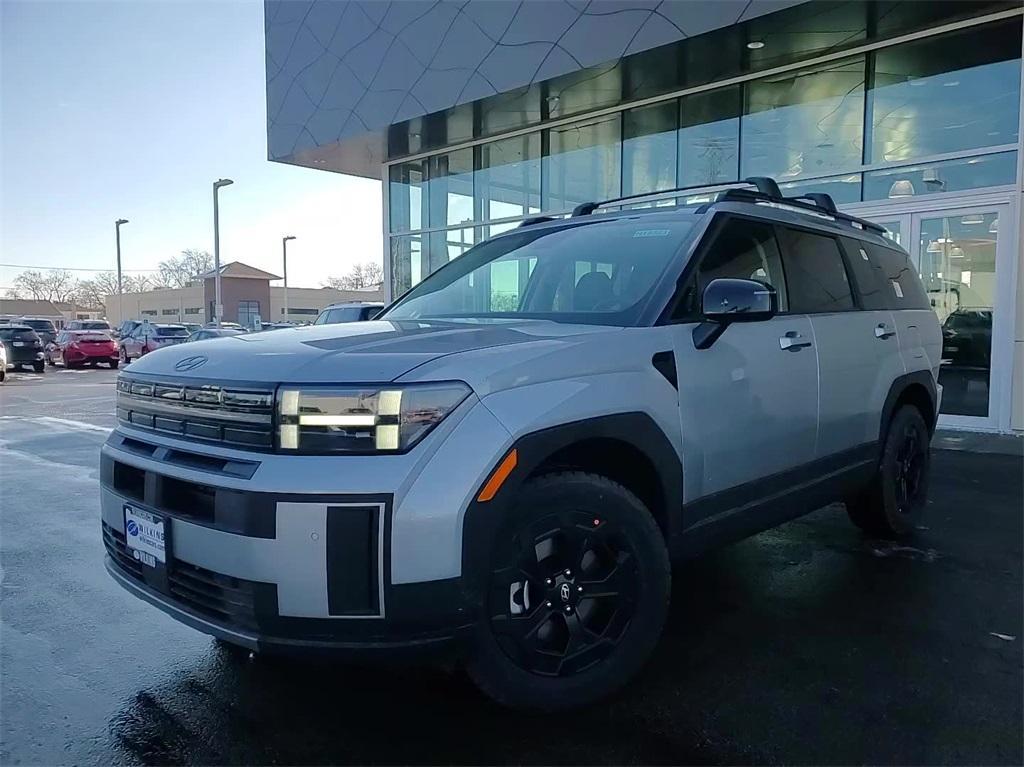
[893,422,926,515]
[489,509,639,677]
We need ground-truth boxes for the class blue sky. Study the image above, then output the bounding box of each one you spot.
[1,0,382,292]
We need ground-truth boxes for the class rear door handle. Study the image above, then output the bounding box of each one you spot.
[875,323,896,339]
[779,331,812,351]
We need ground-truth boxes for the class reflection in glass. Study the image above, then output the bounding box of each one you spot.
[480,84,542,137]
[623,102,677,195]
[872,219,902,245]
[867,21,1021,163]
[742,57,865,180]
[543,115,621,212]
[918,213,998,417]
[389,160,425,233]
[478,134,541,221]
[547,62,623,120]
[863,151,1018,200]
[390,234,423,297]
[779,173,862,204]
[427,149,474,229]
[679,86,740,187]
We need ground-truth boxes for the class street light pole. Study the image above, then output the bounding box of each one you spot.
[282,235,295,322]
[115,219,128,325]
[212,179,233,327]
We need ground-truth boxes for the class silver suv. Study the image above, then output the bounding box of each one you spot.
[100,178,941,710]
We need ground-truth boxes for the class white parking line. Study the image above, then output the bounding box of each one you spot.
[0,415,112,433]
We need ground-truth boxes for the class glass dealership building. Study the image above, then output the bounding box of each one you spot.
[265,0,1024,432]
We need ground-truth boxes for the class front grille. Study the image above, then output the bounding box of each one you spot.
[103,522,145,581]
[104,521,262,631]
[168,561,259,631]
[116,376,275,450]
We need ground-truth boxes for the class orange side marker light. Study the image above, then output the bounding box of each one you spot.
[477,449,518,502]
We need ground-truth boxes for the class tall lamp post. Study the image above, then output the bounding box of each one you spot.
[212,178,234,327]
[115,219,129,325]
[282,235,295,321]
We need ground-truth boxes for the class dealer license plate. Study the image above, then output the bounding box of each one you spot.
[124,505,165,568]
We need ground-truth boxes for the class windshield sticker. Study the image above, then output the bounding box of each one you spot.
[632,229,671,238]
[859,247,870,261]
[892,280,904,298]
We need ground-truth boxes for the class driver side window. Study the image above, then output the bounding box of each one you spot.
[673,218,788,319]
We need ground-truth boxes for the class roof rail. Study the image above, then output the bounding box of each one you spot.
[569,176,886,235]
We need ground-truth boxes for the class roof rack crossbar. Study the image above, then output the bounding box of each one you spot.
[570,176,886,235]
[570,180,763,217]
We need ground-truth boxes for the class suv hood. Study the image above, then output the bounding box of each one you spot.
[123,319,616,383]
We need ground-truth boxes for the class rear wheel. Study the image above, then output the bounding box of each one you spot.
[109,359,119,369]
[33,361,44,373]
[846,405,930,538]
[466,472,670,710]
[119,346,128,363]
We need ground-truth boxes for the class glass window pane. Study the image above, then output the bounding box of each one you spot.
[742,56,865,180]
[867,21,1021,163]
[691,219,788,314]
[480,84,542,137]
[477,134,541,221]
[778,227,855,313]
[863,151,1017,200]
[388,160,425,233]
[918,212,998,417]
[547,62,623,120]
[679,86,740,187]
[543,115,622,213]
[623,102,678,196]
[779,173,862,204]
[427,149,474,229]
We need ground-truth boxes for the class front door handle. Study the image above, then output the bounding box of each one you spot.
[875,323,896,339]
[779,331,812,351]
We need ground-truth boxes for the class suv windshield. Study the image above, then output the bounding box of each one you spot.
[383,217,695,326]
[76,321,110,330]
[21,319,55,332]
[315,306,365,324]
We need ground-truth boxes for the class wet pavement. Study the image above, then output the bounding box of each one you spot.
[1,368,1021,765]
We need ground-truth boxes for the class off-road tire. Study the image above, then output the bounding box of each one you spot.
[466,471,670,710]
[846,405,930,538]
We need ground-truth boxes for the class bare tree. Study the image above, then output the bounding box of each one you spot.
[7,269,80,303]
[158,249,213,288]
[323,262,384,290]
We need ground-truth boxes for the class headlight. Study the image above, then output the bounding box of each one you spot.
[277,382,471,454]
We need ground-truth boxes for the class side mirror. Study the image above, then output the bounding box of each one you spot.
[693,278,778,350]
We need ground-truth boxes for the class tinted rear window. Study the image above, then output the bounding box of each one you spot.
[317,307,364,324]
[22,320,55,331]
[777,227,855,313]
[155,326,188,337]
[866,243,931,310]
[0,328,39,341]
[840,237,889,310]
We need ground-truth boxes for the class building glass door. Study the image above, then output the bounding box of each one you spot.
[859,203,1012,430]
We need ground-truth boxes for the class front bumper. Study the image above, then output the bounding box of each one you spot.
[99,396,513,651]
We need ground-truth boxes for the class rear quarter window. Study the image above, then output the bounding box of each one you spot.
[840,237,889,310]
[867,243,931,311]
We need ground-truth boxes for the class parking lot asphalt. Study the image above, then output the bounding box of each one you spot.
[1,368,1021,766]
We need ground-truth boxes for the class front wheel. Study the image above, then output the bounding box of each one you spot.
[846,405,930,538]
[119,347,128,363]
[466,472,670,711]
[33,361,44,373]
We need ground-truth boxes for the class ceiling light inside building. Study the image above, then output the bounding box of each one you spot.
[747,41,765,49]
[888,179,915,198]
[961,214,984,225]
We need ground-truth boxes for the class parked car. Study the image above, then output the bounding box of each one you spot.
[118,323,189,362]
[0,325,45,372]
[941,308,992,369]
[46,329,119,369]
[114,320,141,340]
[313,301,384,325]
[15,317,57,346]
[186,327,244,342]
[0,342,7,383]
[101,177,941,711]
[183,323,202,334]
[66,319,112,332]
[204,321,246,331]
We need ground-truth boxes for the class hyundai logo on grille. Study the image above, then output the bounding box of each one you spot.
[174,355,208,372]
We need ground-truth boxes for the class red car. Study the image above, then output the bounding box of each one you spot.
[118,323,189,362]
[46,329,119,369]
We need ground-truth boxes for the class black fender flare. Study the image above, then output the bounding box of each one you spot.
[459,412,683,614]
[879,370,938,443]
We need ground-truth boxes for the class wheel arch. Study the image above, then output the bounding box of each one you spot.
[460,413,683,612]
[880,371,938,442]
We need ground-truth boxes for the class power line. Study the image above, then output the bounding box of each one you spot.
[0,262,160,273]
